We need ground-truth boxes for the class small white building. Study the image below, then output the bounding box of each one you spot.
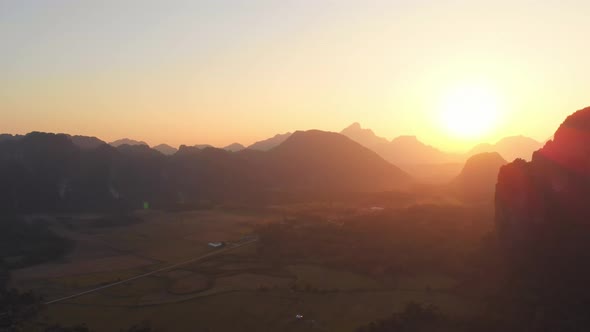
[208,242,225,248]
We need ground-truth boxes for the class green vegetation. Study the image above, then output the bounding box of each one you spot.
[0,216,71,269]
[355,302,500,332]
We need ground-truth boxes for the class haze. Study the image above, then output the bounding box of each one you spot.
[2,0,590,151]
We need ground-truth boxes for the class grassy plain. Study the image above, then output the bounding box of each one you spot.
[13,207,485,332]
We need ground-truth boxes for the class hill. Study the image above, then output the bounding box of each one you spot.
[451,152,507,201]
[223,143,245,152]
[153,143,178,155]
[0,134,24,142]
[265,130,410,192]
[469,135,541,161]
[374,135,462,166]
[109,138,149,147]
[247,132,292,151]
[67,135,106,149]
[340,122,388,148]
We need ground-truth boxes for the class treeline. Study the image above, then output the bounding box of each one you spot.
[257,204,496,279]
[0,216,71,269]
[355,303,502,332]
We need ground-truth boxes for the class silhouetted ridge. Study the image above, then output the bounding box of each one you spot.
[340,122,388,148]
[223,142,245,152]
[0,134,24,142]
[193,144,213,149]
[67,135,106,149]
[0,130,410,212]
[452,152,507,201]
[495,106,590,327]
[470,135,541,161]
[267,130,410,191]
[109,138,149,148]
[153,143,178,155]
[373,135,461,165]
[247,132,292,151]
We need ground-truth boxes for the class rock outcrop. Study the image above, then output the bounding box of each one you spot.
[495,107,590,324]
[496,107,590,249]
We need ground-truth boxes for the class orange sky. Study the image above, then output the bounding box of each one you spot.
[1,1,589,151]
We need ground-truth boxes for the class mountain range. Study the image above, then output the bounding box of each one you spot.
[340,122,541,164]
[0,122,544,193]
[468,136,542,162]
[0,129,410,213]
[247,132,292,151]
[109,138,149,147]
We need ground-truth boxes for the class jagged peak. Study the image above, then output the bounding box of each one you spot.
[343,122,362,131]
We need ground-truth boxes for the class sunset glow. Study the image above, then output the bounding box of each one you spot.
[1,1,589,151]
[439,85,500,139]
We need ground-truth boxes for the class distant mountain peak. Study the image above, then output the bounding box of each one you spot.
[109,138,149,148]
[223,142,245,152]
[374,135,461,165]
[153,143,178,155]
[343,122,362,130]
[340,122,388,148]
[452,152,507,201]
[269,129,410,191]
[247,132,292,151]
[464,151,507,165]
[469,136,542,161]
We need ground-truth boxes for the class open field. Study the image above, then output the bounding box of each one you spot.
[11,207,486,332]
[11,209,272,298]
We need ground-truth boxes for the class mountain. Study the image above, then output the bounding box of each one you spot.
[194,144,213,149]
[451,152,507,201]
[67,135,106,149]
[109,138,149,147]
[0,134,23,142]
[495,107,590,327]
[340,122,388,148]
[0,130,410,212]
[373,135,462,166]
[153,144,178,155]
[247,132,292,151]
[340,123,464,182]
[223,143,245,152]
[469,136,542,161]
[265,130,410,191]
[0,132,171,212]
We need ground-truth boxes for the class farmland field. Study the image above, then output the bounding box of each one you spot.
[10,207,485,332]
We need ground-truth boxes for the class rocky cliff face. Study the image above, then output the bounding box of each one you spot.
[495,107,590,311]
[496,107,590,248]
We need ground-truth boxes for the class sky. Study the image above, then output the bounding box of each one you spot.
[1,0,589,151]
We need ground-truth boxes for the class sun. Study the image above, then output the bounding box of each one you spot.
[439,85,500,139]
